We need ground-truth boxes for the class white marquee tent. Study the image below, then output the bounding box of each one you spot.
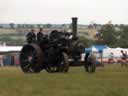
[103,47,128,58]
[0,46,22,53]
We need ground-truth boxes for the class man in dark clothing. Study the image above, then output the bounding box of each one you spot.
[121,50,127,66]
[121,50,127,60]
[37,28,44,43]
[26,29,36,43]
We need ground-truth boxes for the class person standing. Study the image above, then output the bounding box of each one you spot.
[37,28,44,43]
[108,52,114,64]
[26,29,36,43]
[125,51,127,58]
[121,50,127,66]
[121,50,127,60]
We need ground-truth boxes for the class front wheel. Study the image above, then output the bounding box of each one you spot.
[59,52,69,73]
[84,53,96,73]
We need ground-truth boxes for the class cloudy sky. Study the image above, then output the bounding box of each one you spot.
[0,0,128,24]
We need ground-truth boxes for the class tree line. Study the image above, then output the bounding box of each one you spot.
[95,24,128,48]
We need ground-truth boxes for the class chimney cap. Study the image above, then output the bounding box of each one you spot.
[72,17,78,19]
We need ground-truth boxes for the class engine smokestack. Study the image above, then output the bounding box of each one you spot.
[72,17,78,39]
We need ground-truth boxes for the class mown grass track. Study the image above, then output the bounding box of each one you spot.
[0,64,128,96]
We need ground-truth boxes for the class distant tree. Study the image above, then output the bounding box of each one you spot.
[69,23,72,29]
[9,23,15,29]
[0,26,3,28]
[17,24,21,29]
[120,24,125,28]
[44,24,52,28]
[118,26,128,48]
[88,24,93,29]
[22,24,25,28]
[30,24,34,29]
[26,24,32,29]
[24,24,30,29]
[37,24,41,28]
[78,36,95,47]
[115,24,119,27]
[96,24,117,47]
[61,24,66,29]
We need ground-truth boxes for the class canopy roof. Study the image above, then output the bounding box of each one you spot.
[85,45,109,53]
[0,46,22,53]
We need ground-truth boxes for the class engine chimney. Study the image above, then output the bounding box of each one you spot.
[72,17,78,39]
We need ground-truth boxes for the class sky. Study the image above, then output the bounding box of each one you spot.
[0,0,128,24]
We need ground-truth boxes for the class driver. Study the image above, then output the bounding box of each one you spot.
[37,28,44,43]
[26,29,36,43]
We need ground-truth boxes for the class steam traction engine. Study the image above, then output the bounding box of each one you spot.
[20,18,96,73]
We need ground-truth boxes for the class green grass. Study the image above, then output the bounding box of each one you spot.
[0,64,128,96]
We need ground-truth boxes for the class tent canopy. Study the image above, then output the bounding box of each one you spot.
[103,47,128,58]
[93,45,109,53]
[85,46,98,53]
[0,46,22,52]
[85,45,109,53]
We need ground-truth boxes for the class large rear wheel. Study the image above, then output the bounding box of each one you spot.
[20,44,43,73]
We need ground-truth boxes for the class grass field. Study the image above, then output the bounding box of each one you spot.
[0,64,128,96]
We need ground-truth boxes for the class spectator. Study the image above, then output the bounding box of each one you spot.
[125,51,128,58]
[108,52,114,64]
[121,50,127,66]
[121,50,127,59]
[37,28,44,43]
[26,29,36,43]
